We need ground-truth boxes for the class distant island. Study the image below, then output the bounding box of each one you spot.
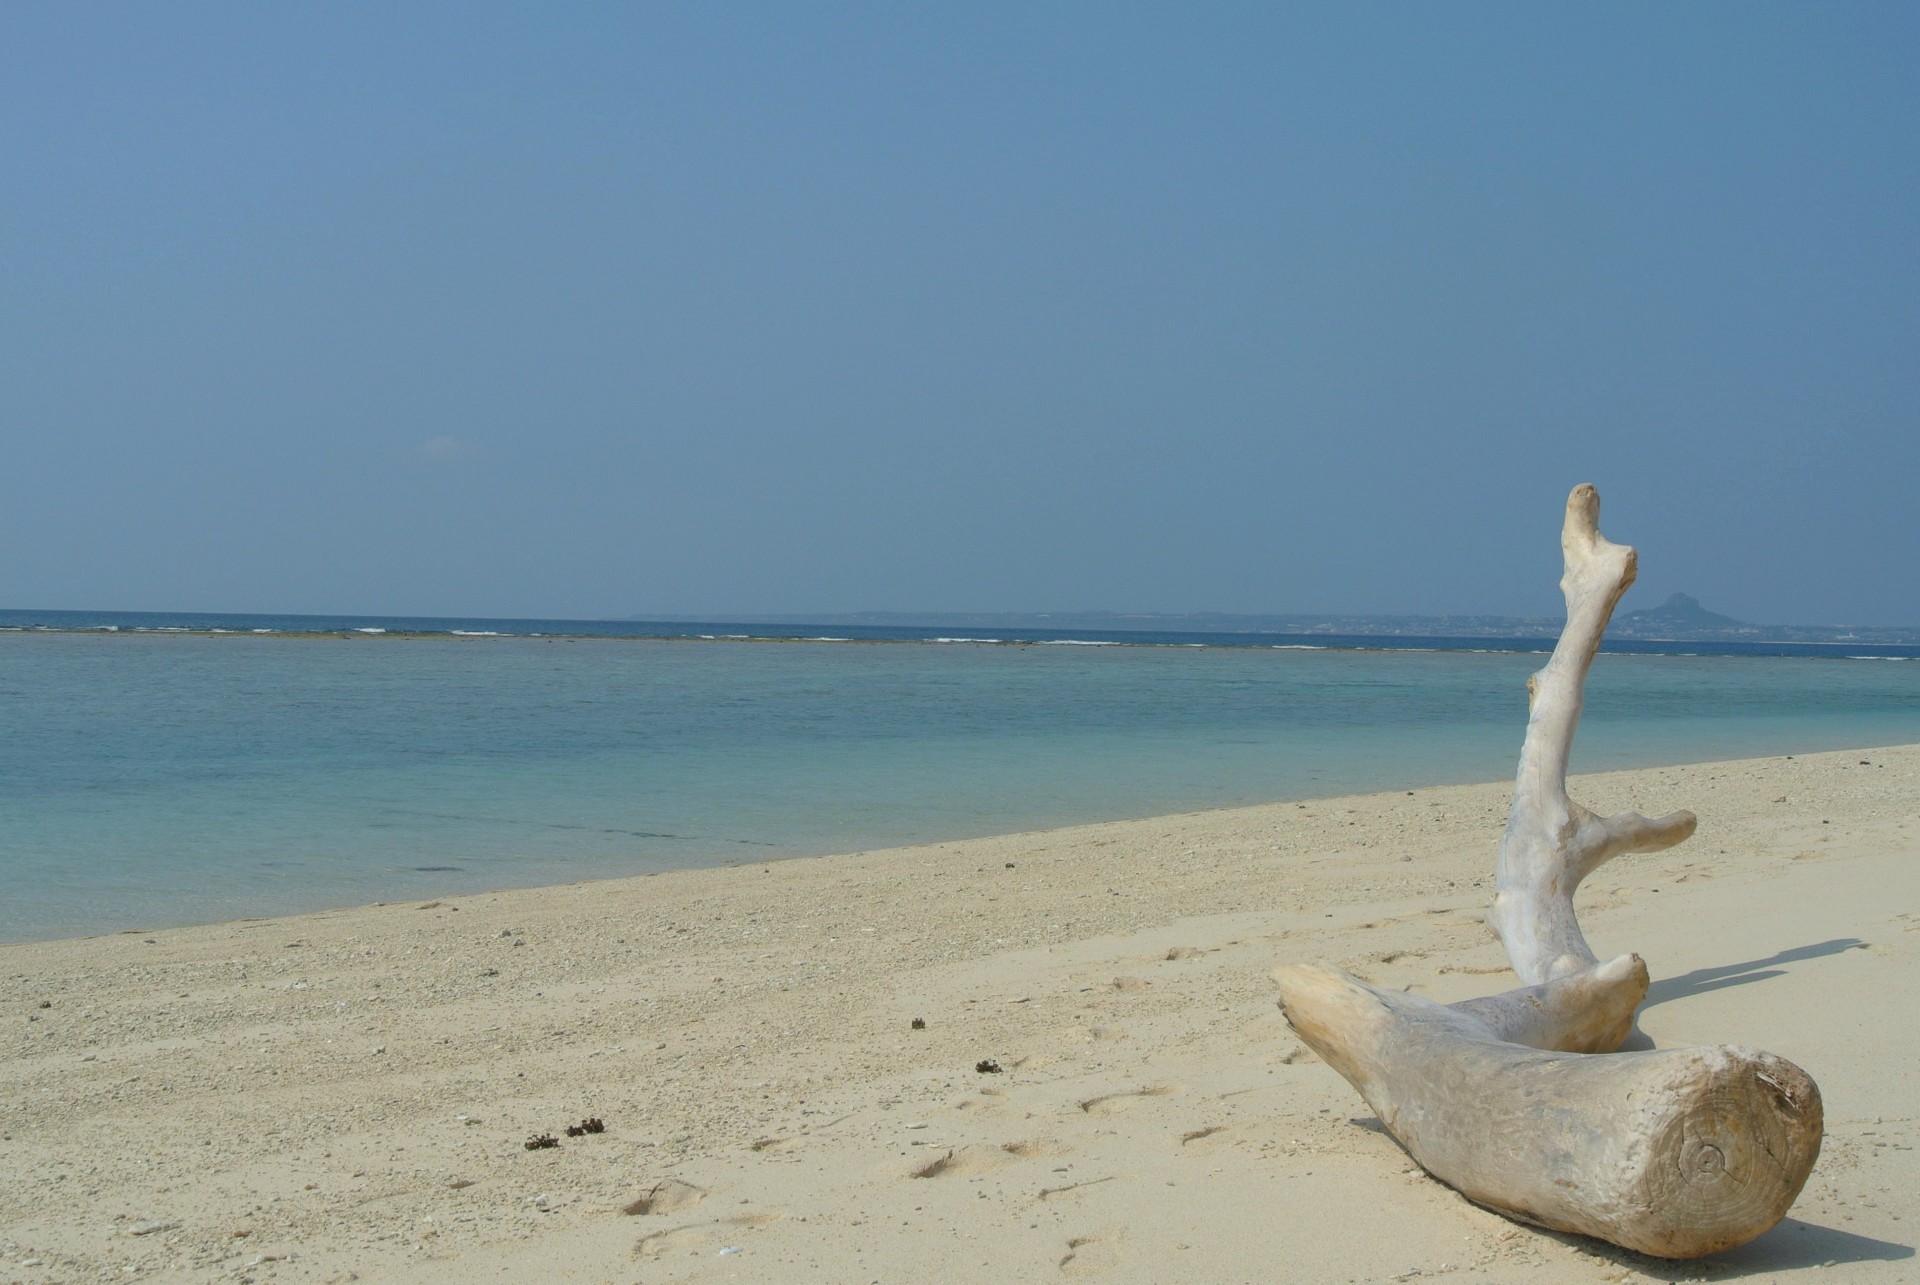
[687,595,1920,646]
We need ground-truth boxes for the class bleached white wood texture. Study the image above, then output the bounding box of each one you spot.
[1490,483,1697,985]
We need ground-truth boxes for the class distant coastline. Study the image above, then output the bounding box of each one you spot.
[5,597,1919,656]
[705,593,1920,647]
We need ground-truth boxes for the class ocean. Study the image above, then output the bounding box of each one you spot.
[5,609,1919,943]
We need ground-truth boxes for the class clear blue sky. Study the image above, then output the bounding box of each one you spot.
[4,4,1915,624]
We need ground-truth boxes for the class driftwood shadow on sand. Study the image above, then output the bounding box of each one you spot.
[1639,938,1868,1010]
[1560,1219,1913,1282]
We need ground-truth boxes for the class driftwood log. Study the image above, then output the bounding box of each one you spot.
[1274,485,1822,1258]
[1273,967,1821,1257]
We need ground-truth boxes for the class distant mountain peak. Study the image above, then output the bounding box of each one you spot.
[1614,592,1746,634]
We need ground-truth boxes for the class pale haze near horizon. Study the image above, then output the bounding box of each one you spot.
[3,6,1915,626]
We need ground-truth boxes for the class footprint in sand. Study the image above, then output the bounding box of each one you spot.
[1058,1226,1124,1275]
[750,1135,801,1154]
[1071,1025,1130,1044]
[634,1224,708,1258]
[634,1211,783,1258]
[1078,1085,1178,1116]
[999,1137,1063,1160]
[622,1178,706,1216]
[909,1144,1009,1180]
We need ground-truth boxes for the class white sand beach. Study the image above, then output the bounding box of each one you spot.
[2,745,1915,1284]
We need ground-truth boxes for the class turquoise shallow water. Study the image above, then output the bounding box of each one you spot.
[4,632,1918,942]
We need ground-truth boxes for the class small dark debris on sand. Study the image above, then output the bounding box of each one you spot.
[975,1058,1003,1074]
[524,1134,560,1151]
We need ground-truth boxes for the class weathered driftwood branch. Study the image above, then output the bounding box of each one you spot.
[1491,483,1696,985]
[1273,484,1823,1258]
[1274,965,1822,1258]
[1449,949,1647,1055]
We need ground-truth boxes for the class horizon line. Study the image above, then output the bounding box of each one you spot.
[4,603,1918,635]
